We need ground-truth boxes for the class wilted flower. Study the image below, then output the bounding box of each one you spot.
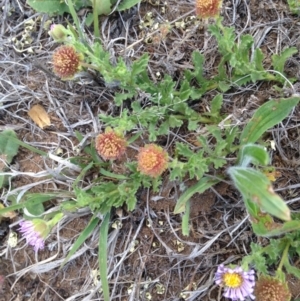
[195,0,222,19]
[48,24,68,42]
[52,45,83,79]
[215,264,255,301]
[137,144,168,177]
[254,276,291,301]
[18,219,50,252]
[95,129,127,160]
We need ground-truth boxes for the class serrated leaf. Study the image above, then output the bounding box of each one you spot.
[240,96,300,145]
[228,167,290,221]
[272,47,298,73]
[114,91,135,106]
[179,80,191,101]
[210,94,223,116]
[131,54,149,77]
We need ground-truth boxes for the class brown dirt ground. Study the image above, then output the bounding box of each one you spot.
[1,0,300,300]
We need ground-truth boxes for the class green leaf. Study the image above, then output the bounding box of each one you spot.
[185,51,205,83]
[240,96,300,145]
[0,130,19,164]
[174,177,219,214]
[114,92,135,106]
[179,80,191,101]
[61,216,100,268]
[27,0,70,15]
[99,168,128,180]
[24,201,45,217]
[99,212,110,301]
[0,192,67,215]
[182,199,190,236]
[218,81,231,92]
[131,54,149,78]
[0,175,6,189]
[238,144,270,167]
[117,0,141,11]
[93,0,113,15]
[272,47,298,73]
[210,94,223,116]
[252,218,300,237]
[228,167,290,221]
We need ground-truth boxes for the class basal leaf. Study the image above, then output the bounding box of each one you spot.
[0,130,19,164]
[238,144,270,167]
[228,167,290,221]
[239,96,300,145]
[117,0,140,11]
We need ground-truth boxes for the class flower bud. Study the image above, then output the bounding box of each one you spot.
[48,24,68,42]
[19,219,50,252]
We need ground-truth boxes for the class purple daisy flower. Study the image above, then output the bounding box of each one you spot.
[215,264,255,301]
[18,220,48,252]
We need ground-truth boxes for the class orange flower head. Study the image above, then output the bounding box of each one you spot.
[52,45,83,79]
[95,130,127,161]
[137,144,168,177]
[195,0,222,19]
[254,276,291,301]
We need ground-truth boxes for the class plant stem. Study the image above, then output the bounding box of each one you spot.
[99,212,111,301]
[277,241,290,272]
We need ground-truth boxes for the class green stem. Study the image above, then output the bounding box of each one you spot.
[93,0,100,40]
[66,0,84,41]
[99,212,111,301]
[80,62,102,72]
[277,242,290,272]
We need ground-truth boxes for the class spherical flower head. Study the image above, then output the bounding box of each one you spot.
[52,45,83,80]
[48,24,68,42]
[18,219,50,252]
[95,129,127,161]
[215,264,255,301]
[254,276,291,301]
[195,0,222,19]
[137,144,168,177]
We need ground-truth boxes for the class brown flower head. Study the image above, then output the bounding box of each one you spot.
[95,129,127,161]
[195,0,222,19]
[137,144,168,177]
[52,45,83,79]
[254,276,291,301]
